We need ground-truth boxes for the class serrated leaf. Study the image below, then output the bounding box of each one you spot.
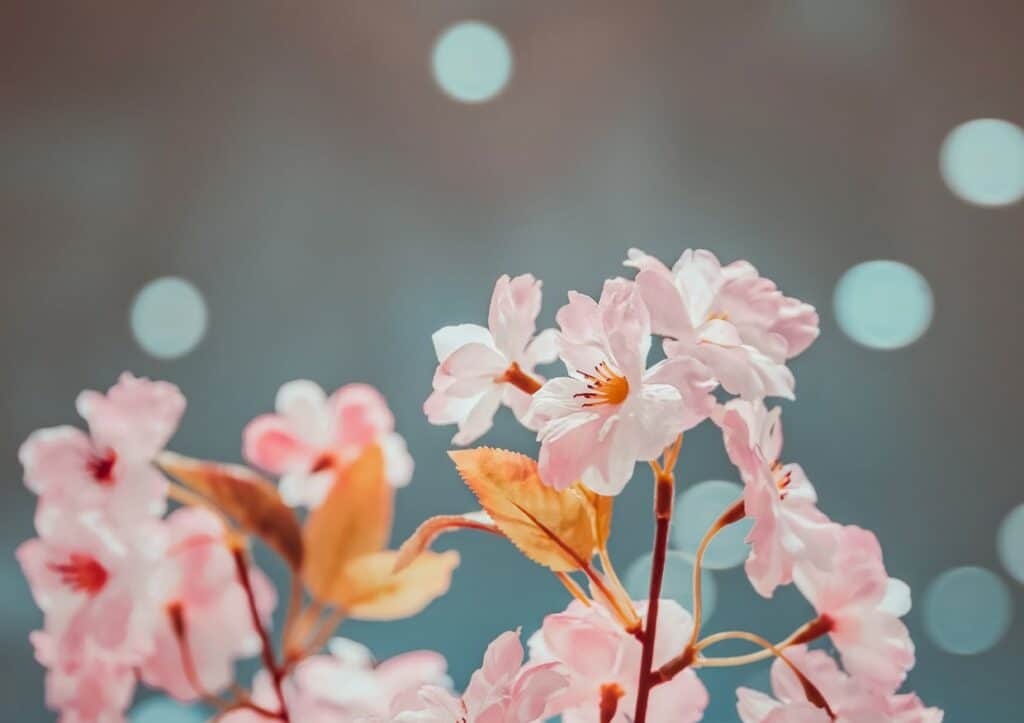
[449,448,598,573]
[334,549,459,621]
[157,451,303,570]
[302,445,392,603]
[393,511,499,572]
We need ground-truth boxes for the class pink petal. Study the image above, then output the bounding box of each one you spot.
[19,426,92,497]
[488,273,543,361]
[77,373,185,459]
[242,414,315,475]
[330,383,395,447]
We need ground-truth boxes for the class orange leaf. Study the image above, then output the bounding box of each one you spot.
[336,550,460,621]
[157,451,303,570]
[393,511,499,572]
[302,445,392,603]
[449,448,598,573]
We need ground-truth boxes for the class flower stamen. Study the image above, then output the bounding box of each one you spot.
[574,362,630,407]
[48,553,109,596]
[87,450,117,485]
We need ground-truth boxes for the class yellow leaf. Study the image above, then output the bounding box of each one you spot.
[157,451,303,570]
[577,485,614,548]
[337,550,460,621]
[302,445,392,603]
[394,511,499,572]
[449,448,598,572]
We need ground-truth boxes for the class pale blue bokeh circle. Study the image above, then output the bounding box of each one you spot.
[130,697,207,723]
[940,118,1024,207]
[625,550,717,622]
[834,260,933,350]
[432,21,513,103]
[673,480,752,570]
[923,566,1012,655]
[130,276,208,359]
[997,504,1024,584]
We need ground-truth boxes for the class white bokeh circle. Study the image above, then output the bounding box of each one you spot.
[940,118,1024,207]
[834,260,933,350]
[130,277,208,359]
[997,504,1024,584]
[432,21,513,103]
[923,566,1012,655]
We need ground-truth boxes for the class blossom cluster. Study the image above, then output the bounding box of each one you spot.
[16,247,942,722]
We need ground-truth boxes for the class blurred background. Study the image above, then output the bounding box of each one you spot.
[3,1,1023,720]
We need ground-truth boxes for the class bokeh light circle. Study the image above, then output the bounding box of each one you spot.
[130,277,208,359]
[923,566,1012,655]
[940,118,1024,207]
[834,260,933,350]
[625,550,717,622]
[130,697,207,722]
[673,480,752,570]
[997,504,1024,584]
[432,21,513,103]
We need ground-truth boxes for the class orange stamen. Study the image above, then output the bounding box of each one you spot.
[574,362,629,407]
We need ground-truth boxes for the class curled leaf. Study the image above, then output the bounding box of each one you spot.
[394,511,499,573]
[302,445,392,603]
[337,550,460,621]
[449,448,598,573]
[157,451,303,570]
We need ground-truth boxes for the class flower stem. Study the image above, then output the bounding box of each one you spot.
[232,545,290,721]
[555,571,592,606]
[498,361,543,394]
[166,602,230,712]
[688,498,745,649]
[633,442,680,723]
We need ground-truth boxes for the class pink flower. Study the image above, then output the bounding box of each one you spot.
[717,399,839,597]
[32,631,136,723]
[139,508,277,701]
[793,526,915,692]
[529,599,709,723]
[223,639,451,722]
[626,248,819,400]
[736,646,941,723]
[17,509,166,665]
[19,373,185,529]
[527,279,716,494]
[393,629,569,723]
[243,380,413,508]
[424,274,559,445]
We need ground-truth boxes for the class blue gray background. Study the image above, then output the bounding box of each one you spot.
[2,2,1021,720]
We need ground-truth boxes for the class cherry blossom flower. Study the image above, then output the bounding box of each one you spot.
[140,507,277,701]
[243,380,413,508]
[392,629,568,723]
[736,646,942,723]
[717,399,839,597]
[19,373,185,530]
[626,248,819,400]
[527,279,715,494]
[529,599,709,723]
[17,509,167,665]
[793,526,915,692]
[31,631,136,723]
[221,638,450,722]
[424,273,559,445]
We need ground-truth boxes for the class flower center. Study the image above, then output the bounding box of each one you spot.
[772,461,792,499]
[575,362,630,408]
[87,450,117,485]
[310,452,337,474]
[48,553,109,596]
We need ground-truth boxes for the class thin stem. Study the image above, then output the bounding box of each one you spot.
[556,572,592,606]
[688,618,830,668]
[687,498,745,649]
[694,631,835,716]
[232,546,290,721]
[633,443,679,723]
[167,603,230,712]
